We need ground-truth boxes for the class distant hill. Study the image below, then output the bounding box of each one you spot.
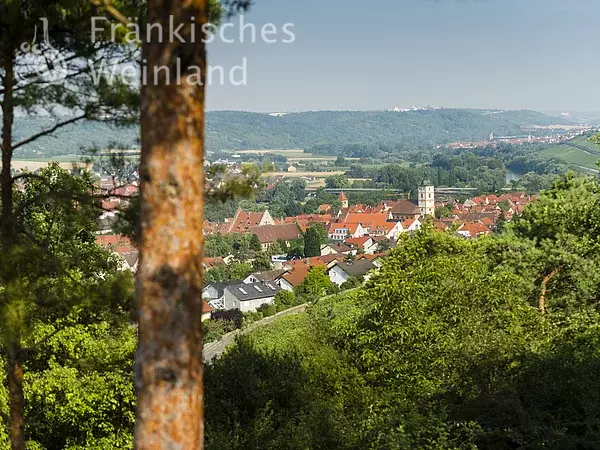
[10,109,572,157]
[12,117,139,158]
[206,109,571,151]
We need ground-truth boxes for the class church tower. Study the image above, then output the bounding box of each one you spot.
[338,191,349,209]
[418,182,435,217]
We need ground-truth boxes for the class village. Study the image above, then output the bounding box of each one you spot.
[92,176,537,321]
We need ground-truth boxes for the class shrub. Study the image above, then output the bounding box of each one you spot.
[257,303,277,318]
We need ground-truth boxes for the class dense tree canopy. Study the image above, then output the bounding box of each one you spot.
[205,172,600,449]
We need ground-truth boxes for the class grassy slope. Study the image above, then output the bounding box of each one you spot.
[539,135,600,170]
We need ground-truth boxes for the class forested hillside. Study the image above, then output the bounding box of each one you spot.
[11,117,139,158]
[205,173,600,449]
[10,109,571,157]
[205,109,571,151]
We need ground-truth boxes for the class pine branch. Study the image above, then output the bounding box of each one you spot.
[89,0,131,26]
[12,114,87,152]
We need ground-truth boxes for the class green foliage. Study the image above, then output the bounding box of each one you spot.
[0,165,136,448]
[274,290,297,311]
[21,319,136,449]
[435,204,453,219]
[114,195,140,246]
[286,239,305,260]
[249,234,262,252]
[340,276,362,291]
[325,174,351,189]
[204,315,370,450]
[303,225,323,258]
[256,303,277,318]
[204,262,253,283]
[18,110,578,160]
[283,201,302,217]
[302,198,320,214]
[376,240,391,253]
[335,156,347,167]
[251,253,272,272]
[206,173,600,448]
[203,319,237,345]
[289,179,307,202]
[204,109,570,153]
[204,233,255,260]
[294,266,335,302]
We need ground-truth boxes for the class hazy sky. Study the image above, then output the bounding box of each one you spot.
[206,0,600,112]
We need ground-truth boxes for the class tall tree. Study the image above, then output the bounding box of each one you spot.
[0,3,141,448]
[135,1,208,446]
[134,0,252,446]
[304,225,323,257]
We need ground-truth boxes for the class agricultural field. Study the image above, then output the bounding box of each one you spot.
[262,171,346,179]
[235,148,358,163]
[11,157,92,172]
[539,135,600,170]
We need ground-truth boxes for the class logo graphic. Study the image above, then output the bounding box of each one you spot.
[17,18,68,86]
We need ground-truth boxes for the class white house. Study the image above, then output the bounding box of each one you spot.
[223,282,282,312]
[328,260,376,286]
[243,269,288,285]
[401,218,422,233]
[320,244,339,256]
[278,278,294,292]
[328,222,367,241]
[202,283,227,309]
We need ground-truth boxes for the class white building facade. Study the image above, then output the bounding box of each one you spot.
[418,184,435,217]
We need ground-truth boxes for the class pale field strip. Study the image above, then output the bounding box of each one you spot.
[236,148,358,162]
[260,171,346,178]
[11,160,92,171]
[527,124,591,130]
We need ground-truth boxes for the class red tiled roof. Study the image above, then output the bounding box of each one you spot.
[285,214,332,224]
[403,218,417,227]
[281,265,312,287]
[345,236,373,247]
[96,234,132,248]
[480,217,495,226]
[357,252,386,261]
[228,209,269,233]
[101,200,118,211]
[391,200,420,215]
[459,222,491,237]
[328,222,362,235]
[433,219,448,231]
[248,223,301,244]
[202,299,214,313]
[346,212,390,226]
[204,257,225,268]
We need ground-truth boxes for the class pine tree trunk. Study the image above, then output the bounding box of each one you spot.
[7,346,24,450]
[2,47,14,250]
[2,44,25,450]
[135,1,207,448]
[539,269,559,314]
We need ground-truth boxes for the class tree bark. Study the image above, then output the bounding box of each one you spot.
[539,269,559,314]
[2,43,25,450]
[135,1,207,448]
[6,346,24,450]
[2,47,15,250]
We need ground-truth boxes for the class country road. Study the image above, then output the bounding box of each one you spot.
[203,303,308,363]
